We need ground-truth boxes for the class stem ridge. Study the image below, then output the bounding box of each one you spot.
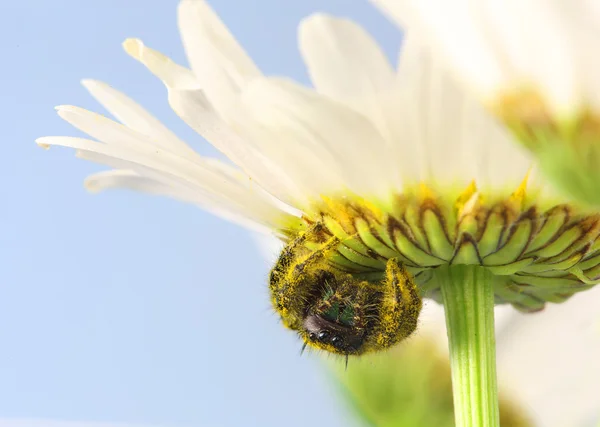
[438,265,500,427]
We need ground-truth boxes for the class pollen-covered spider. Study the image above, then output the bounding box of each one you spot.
[269,222,423,358]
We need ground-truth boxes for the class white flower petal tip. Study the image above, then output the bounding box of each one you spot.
[298,11,395,112]
[54,105,78,115]
[177,0,261,115]
[178,0,212,13]
[78,78,198,156]
[80,79,105,93]
[368,0,411,28]
[84,170,137,194]
[298,12,335,29]
[122,37,144,61]
[35,138,51,150]
[122,38,198,90]
[36,136,65,149]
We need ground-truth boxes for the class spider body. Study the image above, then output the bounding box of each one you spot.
[269,223,422,356]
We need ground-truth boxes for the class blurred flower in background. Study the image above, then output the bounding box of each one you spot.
[371,0,600,208]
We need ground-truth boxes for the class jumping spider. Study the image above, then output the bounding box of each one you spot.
[269,222,422,358]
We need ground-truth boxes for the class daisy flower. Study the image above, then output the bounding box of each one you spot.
[37,1,600,426]
[371,0,600,207]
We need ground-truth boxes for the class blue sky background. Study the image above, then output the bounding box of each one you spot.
[0,1,401,426]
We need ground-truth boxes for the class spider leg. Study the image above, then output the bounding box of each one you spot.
[269,222,325,285]
[290,235,340,277]
[269,223,341,329]
[363,258,422,352]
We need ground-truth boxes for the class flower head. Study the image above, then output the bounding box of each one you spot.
[372,0,600,207]
[39,0,600,355]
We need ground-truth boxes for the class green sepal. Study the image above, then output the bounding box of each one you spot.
[570,264,600,284]
[477,211,505,257]
[582,258,600,281]
[484,220,533,265]
[405,203,430,251]
[492,281,545,311]
[456,214,479,239]
[375,218,398,249]
[510,274,585,289]
[354,217,399,259]
[336,244,386,269]
[452,235,481,265]
[392,228,444,267]
[485,258,534,275]
[585,238,600,255]
[525,289,573,304]
[527,207,569,252]
[540,244,588,266]
[522,252,584,274]
[529,225,582,258]
[522,268,570,278]
[329,253,378,273]
[422,209,454,260]
[323,216,371,257]
[575,252,600,271]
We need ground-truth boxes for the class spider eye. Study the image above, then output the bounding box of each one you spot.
[302,314,366,354]
[317,330,330,341]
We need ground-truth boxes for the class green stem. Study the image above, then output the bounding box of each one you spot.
[437,265,499,427]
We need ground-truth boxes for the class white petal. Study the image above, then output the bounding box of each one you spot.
[123,39,307,208]
[38,136,224,196]
[177,0,261,117]
[238,78,398,197]
[369,0,414,29]
[299,13,402,152]
[394,35,464,184]
[394,36,532,187]
[166,87,308,207]
[81,79,197,156]
[372,0,507,102]
[460,94,534,190]
[85,170,277,233]
[122,38,198,90]
[477,0,578,114]
[38,136,295,230]
[298,14,395,104]
[553,0,600,112]
[55,105,293,205]
[233,82,351,199]
[373,0,588,115]
[56,105,167,152]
